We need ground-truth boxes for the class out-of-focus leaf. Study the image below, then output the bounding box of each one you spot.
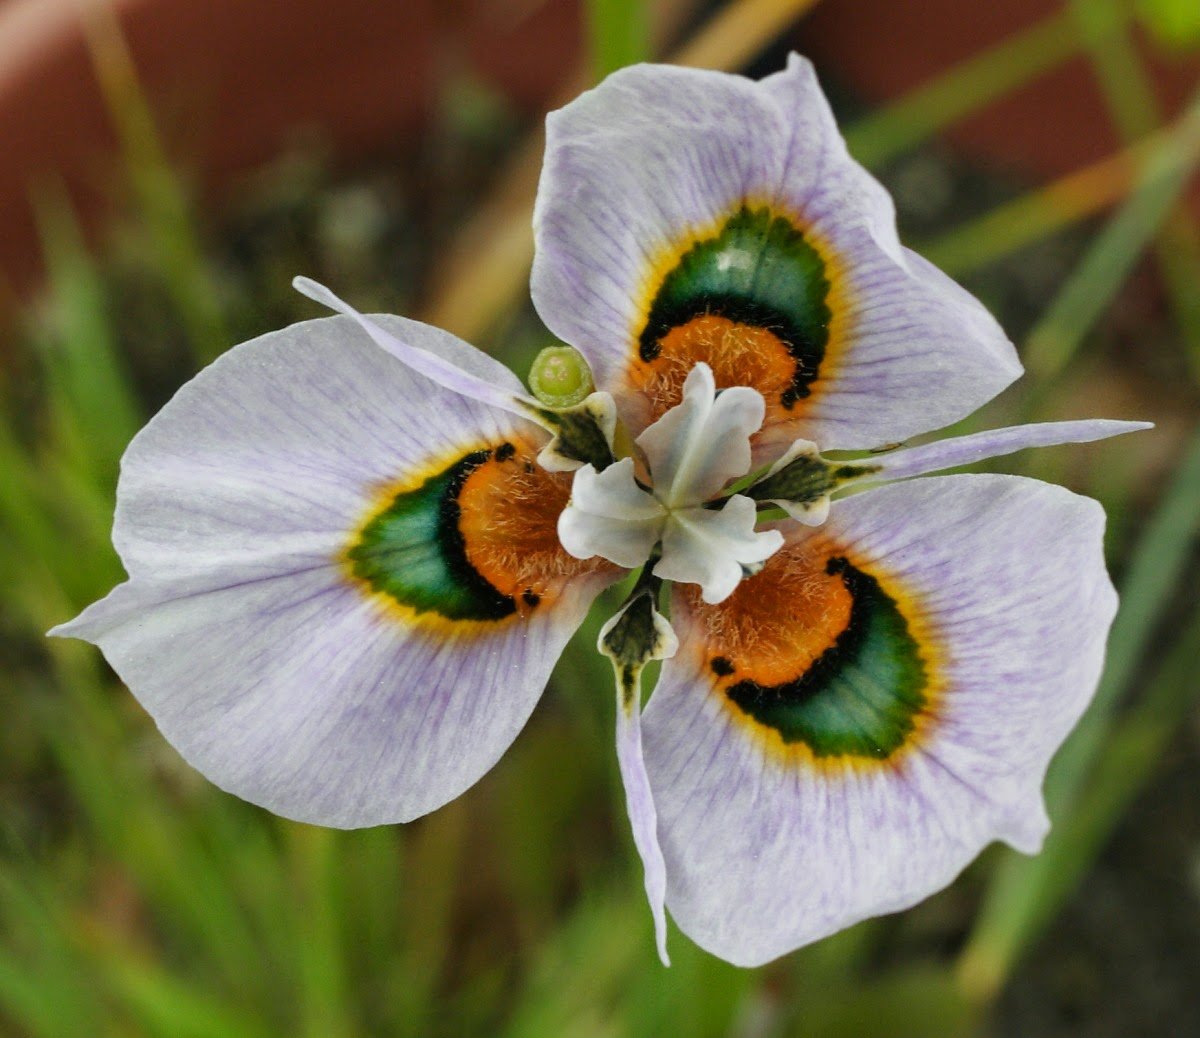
[1138,0,1200,49]
[0,868,106,1036]
[81,3,227,364]
[1071,0,1200,380]
[32,185,141,482]
[845,9,1091,168]
[585,0,651,79]
[1023,84,1200,380]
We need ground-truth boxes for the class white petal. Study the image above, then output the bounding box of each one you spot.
[636,363,765,508]
[870,419,1154,482]
[532,65,787,393]
[58,568,604,827]
[52,313,610,826]
[101,315,533,586]
[599,594,679,967]
[533,58,1022,453]
[654,495,783,604]
[557,459,665,568]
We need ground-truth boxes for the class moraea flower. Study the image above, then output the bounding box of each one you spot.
[53,56,1149,967]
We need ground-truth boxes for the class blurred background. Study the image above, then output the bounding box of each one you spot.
[1,0,1198,1034]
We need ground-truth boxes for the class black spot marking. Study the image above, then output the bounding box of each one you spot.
[710,656,735,677]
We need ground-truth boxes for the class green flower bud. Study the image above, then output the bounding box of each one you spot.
[528,345,594,408]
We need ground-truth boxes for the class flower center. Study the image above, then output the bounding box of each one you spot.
[557,363,783,604]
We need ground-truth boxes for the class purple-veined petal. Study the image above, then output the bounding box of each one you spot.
[617,697,671,966]
[58,569,606,828]
[52,314,616,826]
[642,474,1116,966]
[104,314,529,585]
[867,419,1154,482]
[636,363,765,507]
[754,56,1021,451]
[533,64,787,395]
[533,57,1021,456]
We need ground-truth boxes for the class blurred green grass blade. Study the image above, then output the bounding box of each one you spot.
[0,951,80,1038]
[502,888,667,1038]
[82,3,227,365]
[958,605,1200,1006]
[585,0,651,79]
[957,425,1200,1001]
[93,938,274,1038]
[0,429,116,612]
[390,799,469,1037]
[794,967,974,1038]
[918,139,1144,276]
[1072,0,1159,136]
[845,8,1089,169]
[33,658,271,1007]
[502,881,760,1038]
[1138,0,1200,48]
[1081,427,1200,723]
[1023,84,1200,380]
[1007,604,1200,962]
[0,869,105,1036]
[32,184,141,478]
[335,826,402,1016]
[285,825,350,1038]
[0,423,62,581]
[1070,0,1200,381]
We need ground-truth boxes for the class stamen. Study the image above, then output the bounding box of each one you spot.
[458,441,615,609]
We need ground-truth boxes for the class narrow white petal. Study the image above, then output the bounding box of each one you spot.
[557,460,665,568]
[636,363,765,507]
[654,496,783,604]
[598,595,678,967]
[294,277,535,418]
[616,700,672,966]
[871,419,1154,482]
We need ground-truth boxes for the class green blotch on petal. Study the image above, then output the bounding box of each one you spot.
[725,557,927,758]
[640,205,832,404]
[348,449,516,622]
